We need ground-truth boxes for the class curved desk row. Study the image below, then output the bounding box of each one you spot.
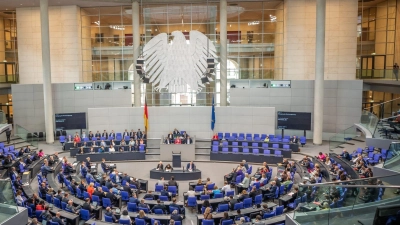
[196,202,277,225]
[70,146,144,157]
[150,169,201,181]
[330,153,360,179]
[64,139,147,150]
[76,151,145,162]
[213,146,291,158]
[210,152,283,164]
[1,151,36,179]
[215,140,299,152]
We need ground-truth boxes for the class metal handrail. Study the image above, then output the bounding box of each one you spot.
[299,183,400,188]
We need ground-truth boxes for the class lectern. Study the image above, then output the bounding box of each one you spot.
[172,152,181,168]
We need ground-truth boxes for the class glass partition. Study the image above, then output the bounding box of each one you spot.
[15,124,38,148]
[359,110,380,136]
[0,179,21,220]
[329,126,358,150]
[383,142,400,172]
[293,174,400,225]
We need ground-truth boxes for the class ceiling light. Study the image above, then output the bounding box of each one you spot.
[94,21,100,26]
[270,15,277,22]
[110,25,125,30]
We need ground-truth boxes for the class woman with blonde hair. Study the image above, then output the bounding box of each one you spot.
[203,207,213,219]
[137,210,149,221]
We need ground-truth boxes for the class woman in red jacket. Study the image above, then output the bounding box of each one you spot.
[73,135,81,147]
[212,133,219,140]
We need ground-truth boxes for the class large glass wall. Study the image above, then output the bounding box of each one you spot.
[0,11,18,83]
[80,1,284,106]
[357,0,397,80]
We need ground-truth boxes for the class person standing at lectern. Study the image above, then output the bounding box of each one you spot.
[156,161,164,171]
[186,161,196,172]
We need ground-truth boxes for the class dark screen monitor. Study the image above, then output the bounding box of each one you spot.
[55,113,87,130]
[373,204,400,225]
[277,111,312,130]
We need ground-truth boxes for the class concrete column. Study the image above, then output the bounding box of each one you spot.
[313,0,326,145]
[40,0,54,143]
[0,18,5,77]
[132,1,141,107]
[219,0,227,106]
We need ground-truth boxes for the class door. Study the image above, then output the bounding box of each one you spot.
[360,55,386,79]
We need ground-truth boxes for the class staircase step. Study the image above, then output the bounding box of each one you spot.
[195,149,210,154]
[145,155,160,160]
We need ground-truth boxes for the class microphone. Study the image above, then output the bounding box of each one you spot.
[183,166,185,172]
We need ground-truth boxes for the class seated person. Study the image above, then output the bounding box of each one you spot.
[105,207,118,223]
[151,199,167,213]
[109,145,116,152]
[317,152,326,161]
[120,140,126,146]
[339,149,351,161]
[174,138,181,144]
[278,159,289,167]
[143,191,154,200]
[186,161,196,171]
[264,136,270,142]
[173,129,180,138]
[183,136,192,144]
[165,164,173,172]
[212,133,219,140]
[156,161,164,171]
[291,135,299,143]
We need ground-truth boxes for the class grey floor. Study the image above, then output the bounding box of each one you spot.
[27,135,376,225]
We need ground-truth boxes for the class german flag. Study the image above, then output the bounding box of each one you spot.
[144,97,149,132]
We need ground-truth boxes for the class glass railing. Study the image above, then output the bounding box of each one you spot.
[328,126,358,150]
[360,110,380,136]
[356,69,399,80]
[383,142,400,172]
[293,174,400,225]
[0,179,21,222]
[14,124,38,148]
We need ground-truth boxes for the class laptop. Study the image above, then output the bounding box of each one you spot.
[91,201,98,207]
[115,208,121,214]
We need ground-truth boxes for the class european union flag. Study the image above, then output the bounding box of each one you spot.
[211,95,216,131]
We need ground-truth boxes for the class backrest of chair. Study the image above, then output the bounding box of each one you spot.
[103,198,111,206]
[159,196,168,201]
[242,142,248,147]
[154,209,163,214]
[276,205,284,215]
[128,202,137,212]
[221,220,233,225]
[252,148,259,154]
[232,147,238,153]
[168,186,177,193]
[212,146,218,152]
[222,147,228,152]
[243,148,249,153]
[226,191,234,196]
[218,204,228,212]
[264,149,271,155]
[283,144,289,149]
[275,150,282,155]
[201,195,210,200]
[61,202,67,210]
[207,183,215,190]
[234,202,243,210]
[80,209,90,220]
[188,196,197,204]
[105,215,113,222]
[272,144,279,148]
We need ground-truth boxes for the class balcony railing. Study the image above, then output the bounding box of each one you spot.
[356,69,398,80]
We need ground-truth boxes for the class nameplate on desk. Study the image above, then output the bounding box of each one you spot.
[23,172,30,175]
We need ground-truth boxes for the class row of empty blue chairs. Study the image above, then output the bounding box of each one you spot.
[212,146,284,156]
[217,133,306,144]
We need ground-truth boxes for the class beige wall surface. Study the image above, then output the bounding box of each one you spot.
[283,0,358,80]
[17,6,83,84]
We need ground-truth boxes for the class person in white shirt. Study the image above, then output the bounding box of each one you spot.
[157,177,165,186]
[259,174,267,184]
[100,140,106,147]
[82,131,86,139]
[120,140,126,146]
[187,187,196,197]
[16,190,24,206]
[109,145,115,152]
[221,181,232,195]
[129,138,135,146]
[92,141,97,147]
[123,129,129,138]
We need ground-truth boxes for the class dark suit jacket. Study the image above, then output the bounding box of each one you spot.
[229,199,238,210]
[269,185,277,195]
[123,186,133,196]
[291,138,299,143]
[52,217,65,225]
[290,192,298,203]
[82,202,92,212]
[186,163,196,170]
[88,134,94,139]
[151,204,167,213]
[95,133,101,138]
[168,180,178,187]
[102,133,108,138]
[105,211,117,222]
[105,192,117,203]
[156,164,164,170]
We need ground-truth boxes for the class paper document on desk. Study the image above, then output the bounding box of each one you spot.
[287,192,294,196]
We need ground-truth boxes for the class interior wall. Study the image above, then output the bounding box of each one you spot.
[16,6,84,84]
[283,0,358,80]
[88,106,276,139]
[11,83,131,132]
[229,80,363,139]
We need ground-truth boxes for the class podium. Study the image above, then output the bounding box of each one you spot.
[172,152,181,168]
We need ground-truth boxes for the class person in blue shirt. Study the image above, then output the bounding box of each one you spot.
[339,149,351,161]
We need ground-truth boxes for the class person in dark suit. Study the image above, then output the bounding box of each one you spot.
[39,182,48,197]
[4,155,12,165]
[93,187,104,200]
[82,198,93,213]
[129,193,140,204]
[102,130,108,139]
[130,130,135,139]
[186,161,196,171]
[138,199,150,209]
[339,149,352,161]
[142,131,147,141]
[143,191,154,200]
[109,130,116,139]
[170,209,183,222]
[122,173,131,183]
[55,190,63,201]
[101,158,110,174]
[160,186,169,197]
[13,176,24,191]
[62,193,70,203]
[137,129,143,139]
[172,129,180,137]
[6,129,11,144]
[228,195,238,210]
[170,198,185,215]
[263,181,278,200]
[105,178,113,190]
[95,131,101,139]
[123,130,129,138]
[151,199,167,213]
[51,212,65,225]
[104,191,118,205]
[156,161,164,170]
[167,132,174,143]
[105,207,118,223]
[184,136,192,144]
[123,182,133,196]
[291,136,299,143]
[249,186,259,200]
[85,157,92,171]
[88,131,94,140]
[168,176,178,187]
